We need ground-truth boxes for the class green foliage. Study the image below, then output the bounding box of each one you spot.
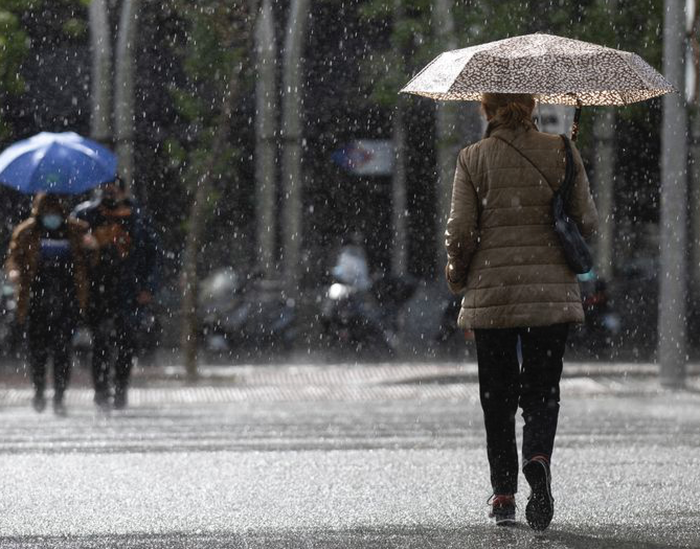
[169,86,204,122]
[165,0,255,245]
[358,0,540,107]
[359,0,663,116]
[0,9,27,95]
[62,17,87,39]
[163,137,187,169]
[358,0,442,106]
[572,0,664,134]
[5,0,88,44]
[0,6,28,140]
[167,0,252,166]
[170,0,251,103]
[0,0,88,139]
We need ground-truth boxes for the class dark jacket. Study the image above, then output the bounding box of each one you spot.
[72,196,159,316]
[445,124,598,330]
[5,195,91,324]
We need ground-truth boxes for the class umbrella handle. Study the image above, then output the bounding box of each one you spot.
[571,98,583,142]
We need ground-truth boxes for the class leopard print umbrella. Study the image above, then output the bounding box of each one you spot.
[400,33,675,105]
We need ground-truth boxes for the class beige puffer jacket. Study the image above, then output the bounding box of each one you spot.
[444,123,598,330]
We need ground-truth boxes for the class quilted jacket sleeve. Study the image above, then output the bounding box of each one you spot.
[568,142,599,240]
[444,148,479,295]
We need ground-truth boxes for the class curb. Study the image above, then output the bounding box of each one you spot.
[132,361,700,387]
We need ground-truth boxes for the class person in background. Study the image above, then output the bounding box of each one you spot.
[5,193,92,416]
[72,178,159,410]
[445,93,597,530]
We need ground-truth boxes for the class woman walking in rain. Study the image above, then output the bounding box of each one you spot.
[5,193,92,416]
[444,93,597,530]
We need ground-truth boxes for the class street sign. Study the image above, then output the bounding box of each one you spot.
[332,140,395,176]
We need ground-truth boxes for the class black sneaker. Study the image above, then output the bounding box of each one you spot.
[53,397,67,418]
[113,389,128,410]
[94,390,111,411]
[32,392,47,413]
[487,494,516,526]
[523,458,554,531]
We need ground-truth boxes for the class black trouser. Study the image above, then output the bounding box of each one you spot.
[91,313,135,397]
[474,323,569,495]
[27,311,75,399]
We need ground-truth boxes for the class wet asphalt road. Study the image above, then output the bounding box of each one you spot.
[0,366,699,548]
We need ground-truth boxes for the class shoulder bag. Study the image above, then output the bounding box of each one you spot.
[491,134,593,274]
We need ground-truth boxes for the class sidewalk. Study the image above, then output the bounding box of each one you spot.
[1,362,699,548]
[1,360,698,407]
[142,359,700,384]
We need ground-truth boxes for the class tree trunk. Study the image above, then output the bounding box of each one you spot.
[392,102,408,276]
[255,0,278,273]
[390,0,409,277]
[689,1,700,294]
[432,0,460,278]
[180,66,243,382]
[592,108,616,281]
[114,0,139,193]
[659,0,688,388]
[690,105,700,293]
[280,0,310,297]
[180,174,208,382]
[88,0,112,143]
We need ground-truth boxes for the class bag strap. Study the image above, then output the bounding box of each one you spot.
[559,134,576,203]
[491,134,574,197]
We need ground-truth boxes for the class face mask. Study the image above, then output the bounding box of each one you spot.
[41,214,63,231]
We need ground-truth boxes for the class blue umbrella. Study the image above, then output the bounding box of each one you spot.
[0,132,117,195]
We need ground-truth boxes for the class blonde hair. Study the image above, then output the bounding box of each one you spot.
[481,93,536,131]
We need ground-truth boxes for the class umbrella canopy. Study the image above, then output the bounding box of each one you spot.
[0,132,117,195]
[401,33,675,106]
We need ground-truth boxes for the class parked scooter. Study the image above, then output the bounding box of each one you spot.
[320,244,416,359]
[199,267,296,359]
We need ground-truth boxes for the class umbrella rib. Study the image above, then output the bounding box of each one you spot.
[616,52,674,99]
[32,142,64,194]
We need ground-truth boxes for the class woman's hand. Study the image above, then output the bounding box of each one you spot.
[82,234,98,251]
[445,263,467,295]
[445,263,462,284]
